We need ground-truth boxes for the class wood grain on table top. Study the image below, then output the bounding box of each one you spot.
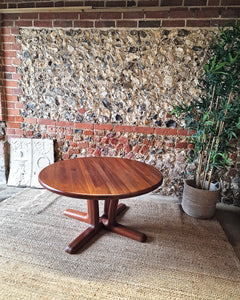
[39,157,163,200]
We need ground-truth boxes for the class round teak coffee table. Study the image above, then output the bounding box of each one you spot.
[38,157,163,254]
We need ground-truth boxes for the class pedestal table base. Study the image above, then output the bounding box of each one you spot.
[63,199,146,254]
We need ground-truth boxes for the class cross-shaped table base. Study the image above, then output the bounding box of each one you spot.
[64,199,146,254]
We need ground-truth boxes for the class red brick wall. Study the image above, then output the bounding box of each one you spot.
[1,0,240,27]
[14,119,194,161]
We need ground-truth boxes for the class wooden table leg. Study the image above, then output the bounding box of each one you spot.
[102,199,147,243]
[116,203,127,216]
[63,209,88,223]
[65,200,101,254]
[106,223,146,242]
[102,199,110,218]
[103,200,127,218]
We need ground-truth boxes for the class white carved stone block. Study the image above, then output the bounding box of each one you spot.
[8,138,54,188]
[31,139,54,188]
[0,140,7,185]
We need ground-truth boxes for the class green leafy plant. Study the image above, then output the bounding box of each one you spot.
[171,20,240,190]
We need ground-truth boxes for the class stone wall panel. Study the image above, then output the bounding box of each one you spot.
[17,28,214,127]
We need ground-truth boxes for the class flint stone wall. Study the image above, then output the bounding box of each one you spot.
[14,28,239,201]
[17,28,214,125]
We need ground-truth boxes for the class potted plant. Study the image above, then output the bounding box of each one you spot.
[171,20,240,218]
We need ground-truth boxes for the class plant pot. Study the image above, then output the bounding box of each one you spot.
[182,179,220,219]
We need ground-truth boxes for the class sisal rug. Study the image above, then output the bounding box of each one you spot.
[0,188,240,300]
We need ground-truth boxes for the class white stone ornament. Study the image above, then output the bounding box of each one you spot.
[7,138,54,188]
[0,141,7,185]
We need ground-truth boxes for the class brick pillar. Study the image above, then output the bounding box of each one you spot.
[0,13,6,122]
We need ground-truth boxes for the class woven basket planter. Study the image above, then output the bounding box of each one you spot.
[182,179,220,219]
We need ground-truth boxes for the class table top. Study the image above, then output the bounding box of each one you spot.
[38,157,163,200]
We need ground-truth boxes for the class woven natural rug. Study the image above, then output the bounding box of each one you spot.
[0,188,240,300]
